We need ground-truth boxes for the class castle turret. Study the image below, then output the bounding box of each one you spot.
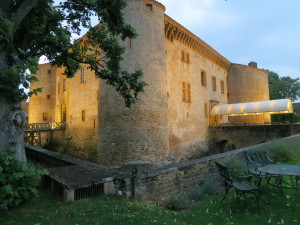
[227,63,270,123]
[97,0,169,166]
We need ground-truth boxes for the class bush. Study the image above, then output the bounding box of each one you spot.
[0,150,47,210]
[267,142,295,162]
[165,194,190,211]
[187,178,218,202]
[221,159,248,176]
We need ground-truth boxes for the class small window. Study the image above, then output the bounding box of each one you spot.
[186,53,190,64]
[182,82,186,101]
[204,103,208,118]
[181,51,185,62]
[128,38,132,49]
[81,68,86,83]
[93,119,96,129]
[146,4,153,11]
[63,79,66,91]
[82,110,86,121]
[212,76,216,92]
[182,82,191,102]
[201,71,207,87]
[220,80,225,94]
[48,70,51,74]
[43,113,48,121]
[46,95,51,99]
[181,51,190,64]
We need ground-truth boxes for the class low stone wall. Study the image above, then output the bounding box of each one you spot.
[209,124,300,151]
[135,134,300,202]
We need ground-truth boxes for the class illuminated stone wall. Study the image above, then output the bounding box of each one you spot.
[165,39,228,161]
[28,64,57,123]
[97,0,169,166]
[227,63,270,124]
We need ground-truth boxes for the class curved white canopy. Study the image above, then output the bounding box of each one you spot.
[212,99,293,116]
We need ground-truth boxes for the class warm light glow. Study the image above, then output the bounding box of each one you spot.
[212,99,293,116]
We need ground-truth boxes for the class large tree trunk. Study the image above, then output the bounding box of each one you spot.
[0,96,27,162]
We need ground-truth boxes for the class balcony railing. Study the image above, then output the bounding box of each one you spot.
[26,122,66,131]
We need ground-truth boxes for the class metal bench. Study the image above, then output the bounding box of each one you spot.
[215,162,261,207]
[245,150,281,186]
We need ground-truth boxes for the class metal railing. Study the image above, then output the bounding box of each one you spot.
[26,122,66,131]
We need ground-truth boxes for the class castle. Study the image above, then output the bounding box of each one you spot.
[29,0,271,166]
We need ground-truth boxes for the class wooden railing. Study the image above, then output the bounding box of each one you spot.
[26,122,66,131]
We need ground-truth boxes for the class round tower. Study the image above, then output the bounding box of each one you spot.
[97,0,169,166]
[227,63,270,123]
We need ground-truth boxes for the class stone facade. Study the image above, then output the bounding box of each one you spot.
[227,63,270,124]
[28,0,270,167]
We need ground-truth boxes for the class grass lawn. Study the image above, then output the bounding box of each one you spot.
[1,186,300,225]
[1,135,300,225]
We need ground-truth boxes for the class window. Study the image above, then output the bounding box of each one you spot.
[43,113,48,121]
[220,80,225,94]
[201,71,207,87]
[212,76,216,91]
[181,51,190,64]
[82,110,86,121]
[81,68,86,83]
[146,4,153,11]
[181,51,185,62]
[182,82,191,102]
[48,70,51,74]
[204,103,208,118]
[186,53,190,64]
[63,79,66,91]
[128,38,132,49]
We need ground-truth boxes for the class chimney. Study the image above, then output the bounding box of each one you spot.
[248,61,257,68]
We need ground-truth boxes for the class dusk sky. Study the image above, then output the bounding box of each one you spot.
[159,0,300,81]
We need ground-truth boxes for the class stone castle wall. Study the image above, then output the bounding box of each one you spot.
[97,0,169,166]
[227,63,270,124]
[66,65,99,148]
[29,64,57,123]
[165,37,228,162]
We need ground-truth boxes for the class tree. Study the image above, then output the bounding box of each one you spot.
[0,0,146,161]
[268,70,300,123]
[268,70,300,101]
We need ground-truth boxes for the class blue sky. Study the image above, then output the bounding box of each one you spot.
[159,0,300,80]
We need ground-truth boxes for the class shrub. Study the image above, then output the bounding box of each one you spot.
[165,194,190,211]
[187,178,218,202]
[267,142,295,162]
[0,150,47,210]
[221,159,248,176]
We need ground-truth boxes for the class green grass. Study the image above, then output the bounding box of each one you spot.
[1,185,300,225]
[2,135,300,225]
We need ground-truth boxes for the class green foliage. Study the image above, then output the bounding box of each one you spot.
[0,150,47,210]
[220,159,248,176]
[264,140,298,162]
[0,0,146,107]
[268,70,300,101]
[165,194,190,211]
[186,178,218,202]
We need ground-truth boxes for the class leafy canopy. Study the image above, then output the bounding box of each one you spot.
[268,70,300,101]
[0,0,146,107]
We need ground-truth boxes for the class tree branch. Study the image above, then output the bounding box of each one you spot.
[11,0,40,35]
